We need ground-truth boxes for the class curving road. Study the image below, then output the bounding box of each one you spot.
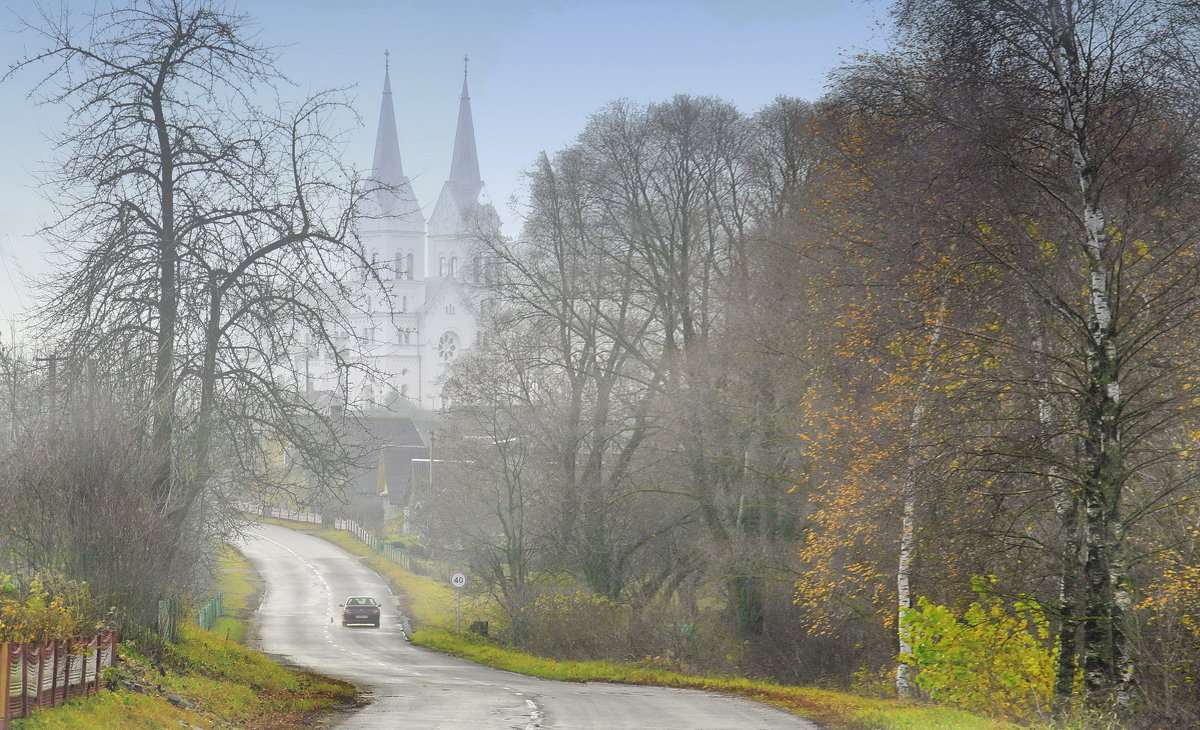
[238,523,819,729]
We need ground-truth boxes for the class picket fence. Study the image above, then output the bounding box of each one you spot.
[0,630,118,728]
[251,504,427,576]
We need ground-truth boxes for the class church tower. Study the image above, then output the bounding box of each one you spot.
[351,59,427,409]
[428,59,488,280]
[420,58,495,409]
[306,58,496,413]
[365,59,426,288]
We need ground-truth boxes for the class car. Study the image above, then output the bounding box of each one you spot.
[340,596,381,627]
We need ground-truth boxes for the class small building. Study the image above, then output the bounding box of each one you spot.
[340,413,436,535]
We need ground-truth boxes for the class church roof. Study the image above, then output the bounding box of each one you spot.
[420,276,479,318]
[366,62,424,233]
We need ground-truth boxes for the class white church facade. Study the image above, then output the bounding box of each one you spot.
[300,63,495,413]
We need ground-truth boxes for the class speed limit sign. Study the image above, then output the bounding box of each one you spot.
[450,571,467,589]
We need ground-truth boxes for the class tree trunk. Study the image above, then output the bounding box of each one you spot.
[1076,170,1128,702]
[150,66,178,508]
[896,301,944,699]
[1046,0,1130,700]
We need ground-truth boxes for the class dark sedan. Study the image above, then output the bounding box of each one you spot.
[341,596,381,627]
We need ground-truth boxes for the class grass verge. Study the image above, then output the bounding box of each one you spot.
[209,543,261,644]
[15,544,359,729]
[293,521,1023,730]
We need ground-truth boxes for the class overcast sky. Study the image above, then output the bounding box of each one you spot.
[0,0,892,339]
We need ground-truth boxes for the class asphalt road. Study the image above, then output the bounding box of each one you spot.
[238,522,819,729]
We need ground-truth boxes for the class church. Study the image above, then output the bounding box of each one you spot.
[291,61,497,531]
[300,60,496,415]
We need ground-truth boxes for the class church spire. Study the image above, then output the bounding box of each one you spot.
[447,55,483,207]
[372,55,405,186]
[368,53,423,230]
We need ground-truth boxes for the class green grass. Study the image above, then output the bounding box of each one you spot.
[409,629,1019,730]
[158,623,358,726]
[14,544,359,728]
[10,690,198,729]
[208,544,260,644]
[298,521,1025,730]
[306,527,476,630]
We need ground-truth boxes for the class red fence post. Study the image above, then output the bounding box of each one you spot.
[63,638,71,700]
[19,644,28,719]
[0,642,9,730]
[93,637,101,694]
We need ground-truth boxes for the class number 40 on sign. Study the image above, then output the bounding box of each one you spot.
[449,572,467,634]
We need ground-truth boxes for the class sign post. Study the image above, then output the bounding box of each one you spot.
[450,572,467,634]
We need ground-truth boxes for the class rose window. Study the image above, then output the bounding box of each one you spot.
[437,332,459,361]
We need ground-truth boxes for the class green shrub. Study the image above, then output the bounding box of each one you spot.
[901,579,1055,723]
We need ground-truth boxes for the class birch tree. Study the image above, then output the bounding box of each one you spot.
[820,0,1200,707]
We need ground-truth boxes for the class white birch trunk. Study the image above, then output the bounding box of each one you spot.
[896,301,946,699]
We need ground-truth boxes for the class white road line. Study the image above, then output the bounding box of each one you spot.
[251,530,424,676]
[525,698,542,729]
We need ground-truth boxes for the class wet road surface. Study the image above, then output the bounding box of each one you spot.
[239,522,819,729]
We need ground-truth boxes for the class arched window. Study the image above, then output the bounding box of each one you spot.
[439,257,447,277]
[450,256,458,277]
[406,253,414,280]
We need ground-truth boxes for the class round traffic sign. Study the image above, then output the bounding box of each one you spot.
[450,571,467,589]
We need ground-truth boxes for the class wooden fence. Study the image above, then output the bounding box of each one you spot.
[158,596,179,643]
[0,630,118,728]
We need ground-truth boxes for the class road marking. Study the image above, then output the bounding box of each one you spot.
[254,531,337,619]
[252,529,426,676]
[525,698,542,729]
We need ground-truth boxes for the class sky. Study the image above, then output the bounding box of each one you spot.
[0,0,893,340]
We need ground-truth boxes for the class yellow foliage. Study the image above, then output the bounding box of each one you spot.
[1139,561,1200,640]
[902,583,1055,724]
[0,574,87,643]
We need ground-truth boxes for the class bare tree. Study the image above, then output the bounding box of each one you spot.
[5,0,379,627]
[433,340,544,642]
[453,97,815,636]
